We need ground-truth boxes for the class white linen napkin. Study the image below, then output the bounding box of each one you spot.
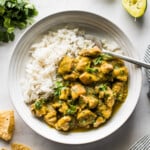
[128,45,150,150]
[129,135,150,150]
[144,44,150,97]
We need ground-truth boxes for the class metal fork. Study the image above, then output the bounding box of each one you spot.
[97,40,150,69]
[85,35,150,69]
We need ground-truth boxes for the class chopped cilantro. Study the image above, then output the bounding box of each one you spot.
[35,100,42,110]
[93,56,103,65]
[34,98,47,110]
[86,67,98,73]
[66,104,77,115]
[53,81,65,96]
[99,84,107,91]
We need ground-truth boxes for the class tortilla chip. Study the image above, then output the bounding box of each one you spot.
[11,143,31,150]
[0,110,15,141]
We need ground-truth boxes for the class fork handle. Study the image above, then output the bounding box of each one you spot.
[103,50,150,69]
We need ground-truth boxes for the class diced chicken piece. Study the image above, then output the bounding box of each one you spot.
[79,95,89,109]
[46,105,56,113]
[77,109,97,128]
[100,62,113,74]
[44,106,57,127]
[71,83,86,100]
[30,103,47,117]
[45,115,57,127]
[93,117,106,128]
[55,116,72,131]
[99,91,105,99]
[112,82,127,102]
[112,82,123,95]
[79,72,99,85]
[76,57,91,72]
[101,108,112,119]
[113,67,128,81]
[0,110,15,141]
[58,102,69,115]
[52,101,62,109]
[63,71,79,81]
[11,143,31,150]
[103,87,115,108]
[80,95,98,109]
[88,96,99,109]
[79,46,102,57]
[59,87,70,100]
[58,56,74,75]
[97,104,112,119]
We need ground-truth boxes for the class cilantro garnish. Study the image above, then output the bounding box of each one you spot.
[86,67,98,73]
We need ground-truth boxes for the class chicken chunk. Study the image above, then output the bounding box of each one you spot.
[31,102,47,117]
[112,82,123,95]
[97,104,112,119]
[44,106,57,127]
[101,108,112,119]
[59,87,70,100]
[55,116,72,131]
[100,62,113,74]
[58,56,74,75]
[112,82,128,102]
[77,109,97,128]
[58,102,69,115]
[80,95,99,109]
[71,83,86,100]
[76,57,91,72]
[103,87,115,108]
[79,46,102,57]
[79,72,99,85]
[79,95,89,109]
[93,116,106,128]
[52,101,62,109]
[63,71,79,81]
[113,67,128,81]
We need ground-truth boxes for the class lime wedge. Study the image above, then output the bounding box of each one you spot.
[122,0,147,18]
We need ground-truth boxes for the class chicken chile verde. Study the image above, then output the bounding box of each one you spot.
[30,46,128,132]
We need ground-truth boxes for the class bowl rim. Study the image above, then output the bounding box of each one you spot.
[8,10,142,145]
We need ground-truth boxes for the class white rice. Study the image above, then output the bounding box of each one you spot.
[22,27,122,103]
[22,28,95,103]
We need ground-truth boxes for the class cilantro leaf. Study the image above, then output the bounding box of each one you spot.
[86,67,98,73]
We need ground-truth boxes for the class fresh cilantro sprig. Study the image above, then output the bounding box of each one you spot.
[0,0,38,42]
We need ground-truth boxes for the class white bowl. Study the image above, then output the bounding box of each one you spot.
[9,11,142,144]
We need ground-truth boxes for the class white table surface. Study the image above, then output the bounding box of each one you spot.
[0,0,150,149]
